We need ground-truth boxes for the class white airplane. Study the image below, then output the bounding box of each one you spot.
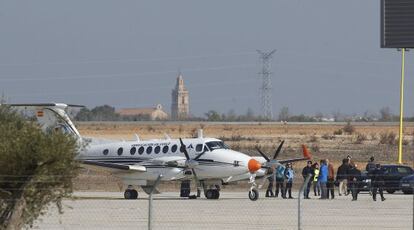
[7,103,312,201]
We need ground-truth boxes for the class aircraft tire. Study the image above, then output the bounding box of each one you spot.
[131,189,138,199]
[248,189,259,201]
[124,189,138,199]
[124,190,133,199]
[205,189,214,199]
[213,190,220,199]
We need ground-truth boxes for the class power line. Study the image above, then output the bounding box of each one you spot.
[0,64,255,82]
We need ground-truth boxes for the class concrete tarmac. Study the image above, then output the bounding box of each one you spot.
[34,191,413,230]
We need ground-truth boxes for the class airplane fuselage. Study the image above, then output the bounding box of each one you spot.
[78,137,256,184]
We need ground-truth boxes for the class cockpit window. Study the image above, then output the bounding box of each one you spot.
[196,144,203,152]
[205,141,229,151]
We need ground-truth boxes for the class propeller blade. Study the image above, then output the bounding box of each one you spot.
[179,138,190,160]
[272,140,285,160]
[194,150,207,161]
[255,146,270,162]
[191,168,203,195]
[258,173,274,189]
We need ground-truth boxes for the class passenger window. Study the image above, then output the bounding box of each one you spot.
[154,146,161,154]
[196,144,203,152]
[171,144,178,153]
[130,147,136,155]
[117,147,123,156]
[146,146,153,154]
[162,146,169,154]
[138,147,144,155]
[103,149,109,155]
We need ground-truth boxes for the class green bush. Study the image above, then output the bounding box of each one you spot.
[0,106,80,229]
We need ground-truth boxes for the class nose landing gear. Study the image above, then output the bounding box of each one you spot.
[248,188,259,201]
[124,185,138,199]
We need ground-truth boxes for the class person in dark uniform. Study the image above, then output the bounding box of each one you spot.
[366,156,376,194]
[348,164,361,201]
[302,160,314,199]
[336,158,350,196]
[265,167,275,197]
[371,163,386,201]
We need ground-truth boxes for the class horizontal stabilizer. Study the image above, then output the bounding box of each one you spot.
[6,103,84,108]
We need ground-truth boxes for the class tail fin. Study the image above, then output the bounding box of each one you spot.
[8,103,83,139]
[301,144,312,159]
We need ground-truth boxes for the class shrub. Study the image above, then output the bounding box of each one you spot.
[333,129,343,135]
[343,121,355,135]
[379,132,396,145]
[309,135,318,142]
[354,133,367,144]
[0,106,80,229]
[322,133,335,140]
[311,144,320,153]
[370,133,378,141]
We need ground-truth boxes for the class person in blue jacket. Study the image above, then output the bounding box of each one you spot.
[284,162,295,199]
[318,159,328,199]
[275,164,286,198]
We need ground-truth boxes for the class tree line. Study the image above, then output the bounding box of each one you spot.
[72,105,414,122]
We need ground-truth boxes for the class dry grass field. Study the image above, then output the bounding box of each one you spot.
[73,122,414,192]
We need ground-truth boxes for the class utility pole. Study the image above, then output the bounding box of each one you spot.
[257,49,276,119]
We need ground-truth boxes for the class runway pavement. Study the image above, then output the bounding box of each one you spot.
[34,191,413,230]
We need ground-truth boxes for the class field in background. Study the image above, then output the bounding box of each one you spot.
[73,122,414,192]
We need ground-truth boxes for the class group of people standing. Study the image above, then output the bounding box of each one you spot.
[266,155,387,201]
[302,155,386,201]
[301,159,335,199]
[265,162,295,199]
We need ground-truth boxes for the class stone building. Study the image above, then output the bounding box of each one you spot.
[117,104,168,121]
[171,74,189,120]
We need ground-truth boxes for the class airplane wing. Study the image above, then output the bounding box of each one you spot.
[81,160,147,173]
[278,144,312,164]
[80,156,187,173]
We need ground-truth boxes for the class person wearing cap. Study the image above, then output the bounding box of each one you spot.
[302,160,314,199]
[371,163,386,201]
[284,163,295,199]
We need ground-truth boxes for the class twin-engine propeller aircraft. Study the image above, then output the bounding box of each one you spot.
[6,103,312,201]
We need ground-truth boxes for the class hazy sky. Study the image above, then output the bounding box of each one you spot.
[1,0,413,117]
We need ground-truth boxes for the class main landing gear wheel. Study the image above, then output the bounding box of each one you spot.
[248,188,259,201]
[124,189,138,199]
[205,189,220,199]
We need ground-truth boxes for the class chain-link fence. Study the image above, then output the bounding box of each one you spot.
[27,178,413,230]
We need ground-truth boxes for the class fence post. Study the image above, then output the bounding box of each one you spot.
[148,174,163,230]
[298,175,312,230]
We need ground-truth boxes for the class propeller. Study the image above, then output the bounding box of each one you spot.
[252,140,285,189]
[255,140,285,167]
[179,138,203,195]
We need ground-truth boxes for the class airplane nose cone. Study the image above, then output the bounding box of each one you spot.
[248,158,262,173]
